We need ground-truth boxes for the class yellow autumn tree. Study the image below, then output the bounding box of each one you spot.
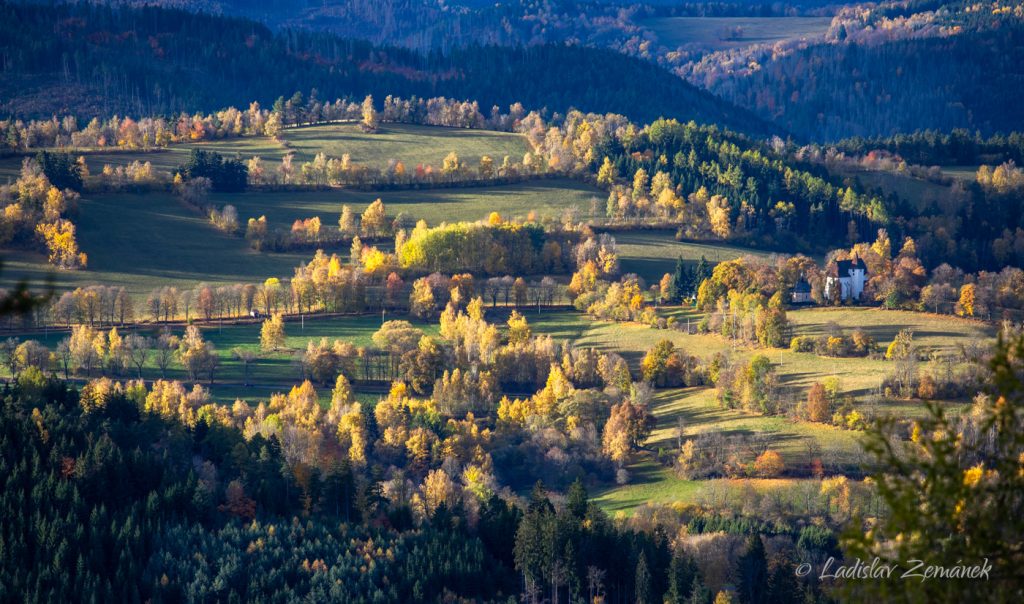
[958,283,976,317]
[506,310,531,345]
[360,199,387,238]
[260,313,286,351]
[707,195,731,239]
[597,156,616,187]
[35,219,86,269]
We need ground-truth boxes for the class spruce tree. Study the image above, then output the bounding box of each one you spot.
[635,551,652,604]
[736,535,769,604]
[667,548,699,603]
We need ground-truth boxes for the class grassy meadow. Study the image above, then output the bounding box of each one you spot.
[280,122,531,168]
[2,314,435,402]
[940,165,981,181]
[0,192,309,297]
[0,136,289,181]
[214,178,603,228]
[644,16,832,50]
[581,306,994,513]
[523,306,993,397]
[0,178,602,297]
[828,163,956,212]
[610,230,774,283]
[0,123,530,182]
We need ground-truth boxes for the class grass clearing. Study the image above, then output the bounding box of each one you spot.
[940,165,980,181]
[644,16,832,51]
[645,387,866,463]
[280,123,530,169]
[788,306,993,354]
[524,307,994,397]
[0,123,526,182]
[0,137,289,181]
[1,191,308,297]
[611,230,773,284]
[214,178,602,227]
[3,314,437,397]
[0,178,601,297]
[592,462,827,514]
[828,164,954,211]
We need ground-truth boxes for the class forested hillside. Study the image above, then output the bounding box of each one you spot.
[0,1,774,135]
[54,0,1024,140]
[705,20,1024,140]
[689,0,1024,139]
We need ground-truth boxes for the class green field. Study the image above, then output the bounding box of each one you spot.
[280,122,531,168]
[0,137,289,181]
[611,230,773,283]
[524,306,994,395]
[829,164,955,211]
[2,314,435,402]
[593,468,823,515]
[0,192,308,297]
[528,305,994,512]
[214,178,602,228]
[940,165,981,181]
[0,123,530,182]
[593,383,867,514]
[644,16,832,50]
[0,178,601,296]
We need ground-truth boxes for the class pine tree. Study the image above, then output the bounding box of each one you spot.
[692,256,712,297]
[670,255,687,302]
[688,578,712,604]
[766,556,800,604]
[566,478,588,519]
[667,549,698,603]
[635,551,652,604]
[736,536,769,604]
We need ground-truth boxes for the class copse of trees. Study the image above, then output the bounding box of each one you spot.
[398,220,577,275]
[584,117,889,250]
[34,150,83,191]
[177,149,247,192]
[0,157,85,269]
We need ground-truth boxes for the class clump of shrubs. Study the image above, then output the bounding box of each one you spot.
[789,328,875,358]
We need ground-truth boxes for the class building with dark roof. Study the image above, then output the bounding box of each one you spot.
[825,256,868,301]
[791,279,813,304]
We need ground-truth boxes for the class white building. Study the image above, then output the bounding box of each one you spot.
[825,257,867,301]
[791,279,813,304]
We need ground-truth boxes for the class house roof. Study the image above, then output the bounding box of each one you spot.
[829,257,867,277]
[793,280,811,293]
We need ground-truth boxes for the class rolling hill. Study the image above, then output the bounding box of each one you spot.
[0,1,776,136]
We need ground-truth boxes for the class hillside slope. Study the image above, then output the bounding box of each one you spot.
[0,1,776,136]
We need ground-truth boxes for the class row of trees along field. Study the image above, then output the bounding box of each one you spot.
[2,93,538,152]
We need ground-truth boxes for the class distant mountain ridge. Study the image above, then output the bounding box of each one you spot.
[0,1,777,136]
